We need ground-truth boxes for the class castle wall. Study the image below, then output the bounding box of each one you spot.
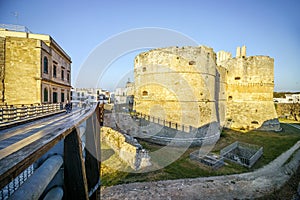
[133,45,280,136]
[134,46,219,128]
[222,56,279,130]
[275,103,300,120]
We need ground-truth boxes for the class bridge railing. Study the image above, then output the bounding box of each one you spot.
[0,103,63,124]
[0,103,102,199]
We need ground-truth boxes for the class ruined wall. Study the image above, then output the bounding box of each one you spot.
[4,37,42,105]
[134,46,221,128]
[100,127,150,170]
[0,37,5,104]
[219,55,280,131]
[275,103,300,120]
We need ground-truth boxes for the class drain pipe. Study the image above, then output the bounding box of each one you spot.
[43,186,64,200]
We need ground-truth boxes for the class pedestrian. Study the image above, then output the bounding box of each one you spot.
[65,101,71,113]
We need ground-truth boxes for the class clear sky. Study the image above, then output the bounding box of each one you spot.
[0,0,299,92]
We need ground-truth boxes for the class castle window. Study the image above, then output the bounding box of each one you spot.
[44,88,48,102]
[235,77,241,80]
[251,121,259,124]
[228,96,233,100]
[142,91,148,97]
[142,67,146,72]
[53,65,57,78]
[43,57,48,74]
[189,61,196,65]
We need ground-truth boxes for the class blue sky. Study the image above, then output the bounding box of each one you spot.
[0,0,299,91]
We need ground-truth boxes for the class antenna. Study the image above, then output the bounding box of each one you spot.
[11,11,19,25]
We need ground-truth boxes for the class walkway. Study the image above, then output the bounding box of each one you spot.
[0,107,92,188]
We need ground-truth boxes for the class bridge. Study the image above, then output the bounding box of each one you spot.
[0,103,103,200]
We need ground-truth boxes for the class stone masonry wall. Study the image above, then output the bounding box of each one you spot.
[275,103,300,120]
[133,46,280,133]
[220,56,280,131]
[0,37,5,104]
[134,46,220,128]
[4,37,42,105]
[101,127,140,169]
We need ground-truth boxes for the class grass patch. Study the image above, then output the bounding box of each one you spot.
[101,123,300,186]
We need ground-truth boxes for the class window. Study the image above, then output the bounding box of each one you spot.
[142,67,146,72]
[53,65,57,78]
[235,77,241,80]
[53,92,58,103]
[228,96,233,100]
[189,61,196,65]
[43,57,48,74]
[44,88,48,102]
[61,70,64,80]
[61,92,65,102]
[67,73,70,82]
[142,91,148,96]
[77,92,80,97]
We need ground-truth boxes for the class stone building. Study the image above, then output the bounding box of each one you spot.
[0,25,71,105]
[133,45,280,133]
[218,46,280,131]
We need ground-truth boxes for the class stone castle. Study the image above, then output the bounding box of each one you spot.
[133,45,280,133]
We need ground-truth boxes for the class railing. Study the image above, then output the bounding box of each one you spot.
[0,165,34,199]
[134,112,194,133]
[0,103,102,199]
[0,24,32,33]
[0,103,63,124]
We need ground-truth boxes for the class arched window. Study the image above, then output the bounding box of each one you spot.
[43,57,48,74]
[142,91,148,96]
[44,88,48,102]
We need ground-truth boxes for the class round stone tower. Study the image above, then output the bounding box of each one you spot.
[133,46,221,146]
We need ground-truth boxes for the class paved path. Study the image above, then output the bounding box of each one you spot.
[0,108,86,160]
[101,125,300,200]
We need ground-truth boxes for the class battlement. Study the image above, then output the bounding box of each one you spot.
[133,45,280,145]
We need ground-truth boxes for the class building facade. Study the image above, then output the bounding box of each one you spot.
[71,88,110,104]
[0,25,71,105]
[274,94,300,104]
